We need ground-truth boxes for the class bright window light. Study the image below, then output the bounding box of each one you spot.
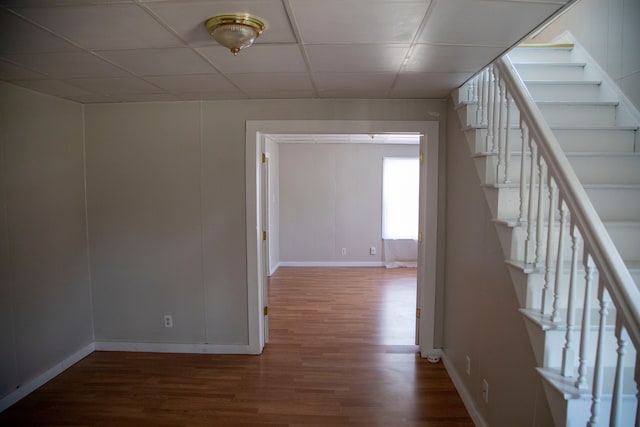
[382,157,419,240]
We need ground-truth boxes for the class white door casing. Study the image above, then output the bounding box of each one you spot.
[246,120,440,357]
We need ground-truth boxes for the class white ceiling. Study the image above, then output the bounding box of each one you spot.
[0,0,571,104]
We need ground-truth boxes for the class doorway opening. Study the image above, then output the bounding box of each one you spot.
[246,120,440,358]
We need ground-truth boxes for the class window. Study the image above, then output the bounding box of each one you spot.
[382,157,419,240]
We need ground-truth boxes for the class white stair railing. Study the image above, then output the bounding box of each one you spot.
[467,56,640,425]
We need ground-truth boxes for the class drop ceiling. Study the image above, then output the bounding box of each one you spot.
[0,0,571,104]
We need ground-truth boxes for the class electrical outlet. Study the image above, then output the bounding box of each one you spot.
[466,356,471,376]
[341,248,347,255]
[164,314,173,328]
[482,379,489,404]
[369,246,376,255]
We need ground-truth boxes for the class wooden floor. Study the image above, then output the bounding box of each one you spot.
[0,267,472,426]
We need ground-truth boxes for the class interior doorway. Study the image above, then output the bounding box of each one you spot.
[246,120,440,358]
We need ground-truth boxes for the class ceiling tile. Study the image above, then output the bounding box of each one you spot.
[404,44,503,73]
[198,44,307,73]
[4,51,129,78]
[290,0,430,44]
[392,72,471,97]
[146,0,296,47]
[419,0,562,47]
[98,48,215,76]
[313,73,395,92]
[179,91,248,101]
[15,4,184,50]
[65,93,122,103]
[227,72,313,92]
[318,89,390,98]
[117,93,183,103]
[1,1,135,5]
[12,78,93,97]
[67,76,163,95]
[145,74,239,94]
[0,9,79,54]
[0,58,47,80]
[306,45,409,73]
[245,90,317,99]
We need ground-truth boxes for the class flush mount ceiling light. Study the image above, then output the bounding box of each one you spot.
[205,14,266,56]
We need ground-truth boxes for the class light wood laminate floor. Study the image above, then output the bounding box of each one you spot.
[0,267,473,426]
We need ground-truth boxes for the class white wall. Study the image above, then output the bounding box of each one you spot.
[0,82,93,399]
[531,0,640,110]
[278,142,418,264]
[443,100,553,426]
[85,99,445,346]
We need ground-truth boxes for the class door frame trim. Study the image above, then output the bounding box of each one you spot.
[245,120,439,356]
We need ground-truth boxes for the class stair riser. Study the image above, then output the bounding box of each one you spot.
[607,225,640,261]
[527,83,604,103]
[474,154,640,186]
[492,187,640,223]
[509,48,574,63]
[465,128,636,153]
[541,380,638,427]
[524,316,636,370]
[514,64,585,81]
[539,104,617,127]
[463,99,619,128]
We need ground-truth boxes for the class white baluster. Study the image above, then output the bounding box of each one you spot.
[518,118,527,224]
[491,67,500,153]
[552,198,568,322]
[588,283,610,427]
[562,222,581,377]
[576,252,596,390]
[535,157,546,268]
[503,91,512,184]
[481,69,489,127]
[496,74,506,182]
[475,72,483,125]
[635,355,640,426]
[542,178,557,316]
[525,136,537,265]
[609,317,628,426]
[485,67,495,151]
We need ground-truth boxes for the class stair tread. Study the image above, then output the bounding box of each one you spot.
[536,100,619,106]
[485,182,640,190]
[513,62,586,67]
[461,124,639,131]
[538,367,637,400]
[524,80,602,85]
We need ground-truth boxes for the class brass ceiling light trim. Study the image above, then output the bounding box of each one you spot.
[205,13,266,56]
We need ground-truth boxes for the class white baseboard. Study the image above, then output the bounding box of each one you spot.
[94,341,251,354]
[279,261,385,267]
[0,342,95,413]
[442,352,488,427]
[269,262,280,276]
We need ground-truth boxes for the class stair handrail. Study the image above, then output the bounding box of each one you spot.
[495,55,640,351]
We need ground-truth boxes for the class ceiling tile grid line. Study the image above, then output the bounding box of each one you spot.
[2,6,203,101]
[135,2,253,99]
[0,0,571,103]
[387,0,436,98]
[281,0,320,98]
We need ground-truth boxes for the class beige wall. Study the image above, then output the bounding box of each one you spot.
[85,99,445,346]
[443,100,553,426]
[0,82,93,398]
[278,142,418,263]
[531,0,640,110]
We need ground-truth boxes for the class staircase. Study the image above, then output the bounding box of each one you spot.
[453,37,640,426]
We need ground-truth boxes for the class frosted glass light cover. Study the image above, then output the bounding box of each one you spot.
[212,24,258,54]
